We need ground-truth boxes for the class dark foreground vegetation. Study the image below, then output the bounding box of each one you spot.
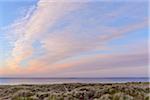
[0,82,149,100]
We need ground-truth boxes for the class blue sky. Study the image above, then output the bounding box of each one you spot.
[0,0,148,77]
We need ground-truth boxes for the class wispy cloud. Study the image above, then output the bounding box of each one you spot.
[0,0,148,77]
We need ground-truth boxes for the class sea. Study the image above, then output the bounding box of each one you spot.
[0,77,149,85]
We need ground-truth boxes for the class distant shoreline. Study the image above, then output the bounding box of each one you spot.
[0,77,149,85]
[0,77,149,79]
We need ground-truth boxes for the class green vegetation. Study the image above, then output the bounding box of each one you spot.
[0,82,149,100]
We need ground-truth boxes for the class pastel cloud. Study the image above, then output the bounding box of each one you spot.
[0,0,148,77]
[1,0,84,71]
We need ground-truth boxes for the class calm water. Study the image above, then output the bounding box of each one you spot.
[0,77,149,85]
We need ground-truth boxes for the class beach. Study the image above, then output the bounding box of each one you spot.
[0,82,149,100]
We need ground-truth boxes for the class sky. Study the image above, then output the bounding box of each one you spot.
[0,0,149,77]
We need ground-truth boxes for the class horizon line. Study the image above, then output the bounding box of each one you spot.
[0,77,149,79]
